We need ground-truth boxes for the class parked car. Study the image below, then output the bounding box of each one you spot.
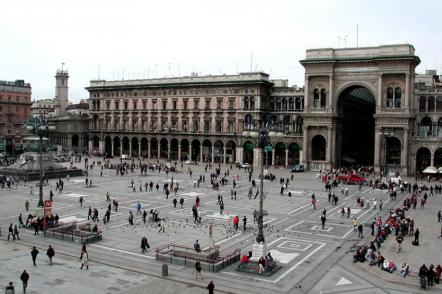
[121,154,129,160]
[240,162,251,169]
[291,164,305,172]
[185,160,196,165]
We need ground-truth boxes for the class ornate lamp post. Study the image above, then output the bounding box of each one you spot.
[243,122,283,244]
[25,117,56,207]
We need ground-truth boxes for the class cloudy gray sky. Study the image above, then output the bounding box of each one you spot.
[1,0,441,102]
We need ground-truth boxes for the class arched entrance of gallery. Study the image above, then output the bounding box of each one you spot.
[336,85,376,166]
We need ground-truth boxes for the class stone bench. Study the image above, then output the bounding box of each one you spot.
[235,260,281,276]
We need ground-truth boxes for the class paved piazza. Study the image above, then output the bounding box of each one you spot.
[0,159,441,293]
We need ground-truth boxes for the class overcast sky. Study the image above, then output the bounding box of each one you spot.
[1,0,441,102]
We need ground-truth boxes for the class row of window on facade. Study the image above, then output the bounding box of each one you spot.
[91,97,239,111]
[310,87,403,109]
[91,88,256,98]
[417,117,442,137]
[0,95,30,103]
[419,96,442,112]
[93,117,237,134]
[243,114,303,134]
[270,97,304,111]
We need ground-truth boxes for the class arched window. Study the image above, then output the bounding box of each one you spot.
[428,96,435,112]
[295,116,303,133]
[438,118,442,137]
[394,87,401,108]
[244,114,253,131]
[313,89,320,108]
[320,88,326,108]
[243,97,249,110]
[437,97,442,112]
[386,87,394,108]
[419,96,427,112]
[295,97,302,110]
[250,97,255,109]
[284,115,290,134]
[289,98,294,109]
[420,117,432,137]
[282,98,287,110]
[193,121,199,132]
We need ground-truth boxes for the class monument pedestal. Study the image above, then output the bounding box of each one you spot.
[250,241,267,262]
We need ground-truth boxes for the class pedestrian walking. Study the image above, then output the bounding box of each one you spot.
[158,219,165,233]
[13,225,20,240]
[7,223,14,241]
[321,214,326,229]
[141,237,150,253]
[20,270,29,293]
[80,251,89,270]
[79,196,84,207]
[414,228,420,245]
[195,258,202,279]
[30,246,39,266]
[46,245,55,265]
[207,281,215,294]
[173,197,177,208]
[25,200,29,212]
[358,223,364,239]
[243,216,247,231]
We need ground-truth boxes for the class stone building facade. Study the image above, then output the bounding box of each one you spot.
[86,44,441,176]
[0,79,32,155]
[86,73,304,166]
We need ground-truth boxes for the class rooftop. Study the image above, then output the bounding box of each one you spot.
[87,72,271,89]
[301,44,420,64]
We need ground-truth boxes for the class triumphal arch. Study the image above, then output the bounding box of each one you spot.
[300,44,420,176]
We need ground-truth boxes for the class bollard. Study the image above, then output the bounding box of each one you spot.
[162,263,168,277]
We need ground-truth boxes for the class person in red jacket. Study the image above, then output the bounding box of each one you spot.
[233,216,239,230]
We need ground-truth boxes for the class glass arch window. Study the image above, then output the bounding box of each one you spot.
[419,96,427,112]
[428,96,435,112]
[386,87,394,108]
[394,87,401,108]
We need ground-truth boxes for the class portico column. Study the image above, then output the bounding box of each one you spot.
[129,139,132,158]
[302,127,309,167]
[223,147,227,164]
[200,146,203,162]
[377,74,383,108]
[326,127,332,169]
[211,147,215,163]
[120,140,123,156]
[157,141,160,159]
[374,129,381,176]
[189,144,192,161]
[271,149,275,166]
[304,75,309,109]
[111,139,114,156]
[147,141,151,158]
[167,143,171,159]
[285,149,289,167]
[402,129,409,175]
[138,139,141,158]
[328,75,334,108]
[405,73,410,109]
[431,150,434,167]
[178,144,181,161]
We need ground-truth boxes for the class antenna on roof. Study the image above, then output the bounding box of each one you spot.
[61,62,65,71]
[356,24,359,47]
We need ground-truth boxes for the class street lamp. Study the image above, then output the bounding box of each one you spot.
[382,130,395,181]
[25,117,56,207]
[243,122,282,244]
